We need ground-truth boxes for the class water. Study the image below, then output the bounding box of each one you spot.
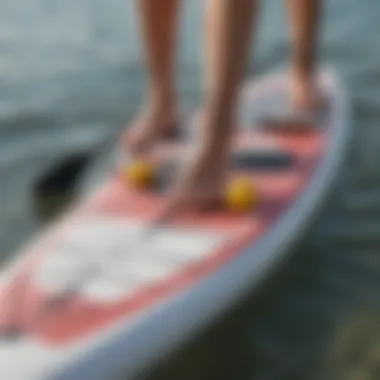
[1,0,380,379]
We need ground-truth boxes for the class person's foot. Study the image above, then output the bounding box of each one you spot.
[124,104,177,157]
[258,71,321,131]
[290,70,319,112]
[167,149,228,213]
[164,124,230,214]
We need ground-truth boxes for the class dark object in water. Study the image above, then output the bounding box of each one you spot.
[32,149,102,221]
[33,151,93,199]
[33,129,120,201]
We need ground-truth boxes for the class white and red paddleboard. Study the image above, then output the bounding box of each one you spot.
[0,69,349,380]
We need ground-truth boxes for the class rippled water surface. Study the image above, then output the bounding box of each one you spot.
[1,1,380,379]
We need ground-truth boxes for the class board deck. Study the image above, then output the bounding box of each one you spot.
[0,69,349,380]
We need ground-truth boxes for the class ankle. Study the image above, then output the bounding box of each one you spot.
[145,99,176,121]
[199,114,233,155]
[147,85,175,108]
[292,65,315,84]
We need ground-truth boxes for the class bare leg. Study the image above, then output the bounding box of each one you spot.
[167,0,257,212]
[126,0,179,155]
[287,0,321,110]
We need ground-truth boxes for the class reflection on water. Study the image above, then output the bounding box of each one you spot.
[1,0,380,379]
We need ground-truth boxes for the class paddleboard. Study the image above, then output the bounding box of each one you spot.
[0,68,349,380]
